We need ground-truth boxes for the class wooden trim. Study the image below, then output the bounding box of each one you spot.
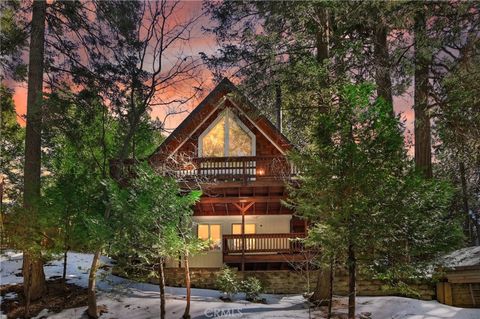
[198,108,256,157]
[228,98,286,155]
[223,254,307,263]
[202,196,285,204]
[169,99,223,158]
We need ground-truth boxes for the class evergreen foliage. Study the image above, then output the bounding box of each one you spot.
[288,83,463,316]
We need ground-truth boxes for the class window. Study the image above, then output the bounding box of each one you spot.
[232,224,256,250]
[232,224,256,235]
[199,109,255,157]
[198,224,221,250]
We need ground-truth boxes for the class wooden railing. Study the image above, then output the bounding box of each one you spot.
[164,156,298,183]
[222,233,306,254]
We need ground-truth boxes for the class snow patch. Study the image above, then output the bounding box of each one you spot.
[1,251,480,318]
[440,246,480,268]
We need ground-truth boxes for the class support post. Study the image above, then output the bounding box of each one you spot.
[241,206,245,272]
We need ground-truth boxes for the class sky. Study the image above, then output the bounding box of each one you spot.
[11,0,415,148]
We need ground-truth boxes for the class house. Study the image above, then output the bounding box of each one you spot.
[149,78,307,271]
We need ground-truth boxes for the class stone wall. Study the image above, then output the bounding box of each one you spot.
[160,268,435,300]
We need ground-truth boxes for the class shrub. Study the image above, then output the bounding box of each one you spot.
[216,266,239,300]
[241,276,263,302]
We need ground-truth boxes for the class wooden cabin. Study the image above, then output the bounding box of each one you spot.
[149,78,307,270]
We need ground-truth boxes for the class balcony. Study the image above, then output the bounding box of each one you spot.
[222,232,308,264]
[163,156,298,184]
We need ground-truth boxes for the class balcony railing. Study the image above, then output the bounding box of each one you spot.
[222,233,306,255]
[163,156,298,183]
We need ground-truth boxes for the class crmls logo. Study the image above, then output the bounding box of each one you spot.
[204,307,243,318]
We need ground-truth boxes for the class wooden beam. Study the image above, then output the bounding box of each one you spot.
[202,196,285,204]
[224,254,307,263]
[232,201,254,212]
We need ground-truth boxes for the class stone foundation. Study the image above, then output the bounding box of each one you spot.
[158,268,435,300]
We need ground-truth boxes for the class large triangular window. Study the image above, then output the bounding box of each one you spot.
[199,109,255,157]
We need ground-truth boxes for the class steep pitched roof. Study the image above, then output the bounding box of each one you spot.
[150,78,292,160]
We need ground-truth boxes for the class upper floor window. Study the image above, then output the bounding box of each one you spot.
[199,108,255,157]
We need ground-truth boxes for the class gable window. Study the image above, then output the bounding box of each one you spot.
[199,109,255,157]
[198,224,221,250]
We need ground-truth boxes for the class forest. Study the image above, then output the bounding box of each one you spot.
[0,1,479,319]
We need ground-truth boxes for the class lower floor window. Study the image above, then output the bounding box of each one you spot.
[198,224,221,250]
[232,224,256,250]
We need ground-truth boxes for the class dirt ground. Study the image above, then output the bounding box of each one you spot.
[0,278,88,319]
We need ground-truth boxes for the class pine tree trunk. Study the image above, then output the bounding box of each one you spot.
[87,250,101,318]
[327,256,335,319]
[275,83,282,133]
[374,23,393,111]
[22,0,47,304]
[183,253,191,319]
[309,264,331,305]
[459,162,475,244]
[413,7,432,179]
[62,248,68,290]
[158,257,166,319]
[23,252,46,317]
[315,7,329,63]
[347,243,356,319]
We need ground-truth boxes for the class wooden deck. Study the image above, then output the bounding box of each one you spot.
[222,232,308,264]
[163,156,298,184]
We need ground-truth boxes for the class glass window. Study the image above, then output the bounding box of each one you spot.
[202,117,225,157]
[198,224,222,250]
[232,224,256,234]
[232,224,256,250]
[229,118,253,156]
[198,224,210,240]
[200,109,254,157]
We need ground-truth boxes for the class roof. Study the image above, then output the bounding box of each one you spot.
[440,246,480,270]
[149,77,292,160]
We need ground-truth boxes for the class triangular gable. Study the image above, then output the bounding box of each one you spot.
[149,78,292,162]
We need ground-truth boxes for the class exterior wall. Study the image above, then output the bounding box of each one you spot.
[174,103,285,158]
[437,267,480,308]
[158,268,436,300]
[165,214,292,268]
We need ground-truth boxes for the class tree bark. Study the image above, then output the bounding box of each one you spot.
[459,162,475,245]
[275,83,282,133]
[22,0,47,303]
[347,243,356,319]
[23,252,46,317]
[87,250,101,318]
[315,7,329,64]
[182,253,191,319]
[374,23,393,112]
[413,7,432,179]
[309,262,331,305]
[327,256,335,319]
[158,257,166,319]
[62,248,68,289]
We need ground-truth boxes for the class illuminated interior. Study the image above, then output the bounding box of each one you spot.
[232,224,256,234]
[198,224,221,249]
[232,223,256,250]
[200,109,254,157]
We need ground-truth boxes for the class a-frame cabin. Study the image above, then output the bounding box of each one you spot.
[149,78,307,270]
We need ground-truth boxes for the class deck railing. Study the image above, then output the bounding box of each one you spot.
[222,233,306,254]
[164,156,298,183]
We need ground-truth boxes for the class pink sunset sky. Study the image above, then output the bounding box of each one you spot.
[11,0,415,148]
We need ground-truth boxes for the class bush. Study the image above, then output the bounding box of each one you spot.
[241,276,263,302]
[216,266,239,300]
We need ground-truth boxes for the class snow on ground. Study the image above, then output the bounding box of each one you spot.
[440,246,480,268]
[1,251,480,319]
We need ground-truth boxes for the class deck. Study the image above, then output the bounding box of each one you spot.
[163,156,298,184]
[222,232,309,265]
